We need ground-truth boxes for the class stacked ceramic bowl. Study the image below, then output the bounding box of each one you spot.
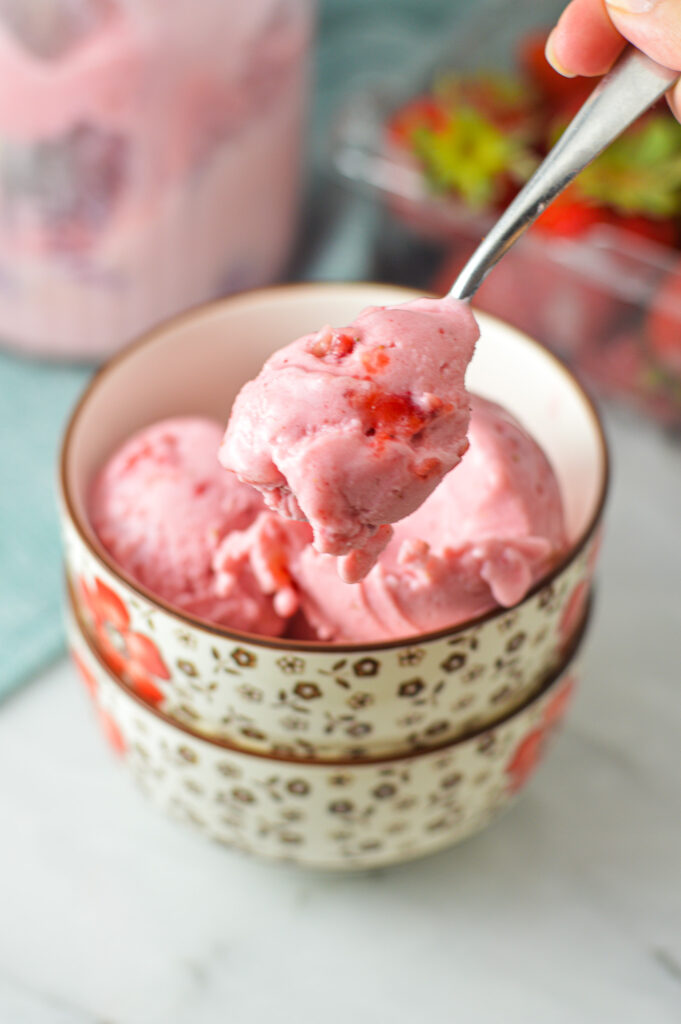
[59,283,608,870]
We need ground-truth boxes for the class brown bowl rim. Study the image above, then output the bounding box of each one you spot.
[59,281,609,653]
[67,577,591,767]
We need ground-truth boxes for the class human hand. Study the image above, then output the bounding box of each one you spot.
[546,0,681,121]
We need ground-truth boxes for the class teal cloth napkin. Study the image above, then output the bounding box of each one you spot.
[0,0,482,700]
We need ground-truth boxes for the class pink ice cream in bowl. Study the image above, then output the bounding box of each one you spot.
[59,283,608,782]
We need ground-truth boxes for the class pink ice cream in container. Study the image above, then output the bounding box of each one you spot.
[0,0,315,359]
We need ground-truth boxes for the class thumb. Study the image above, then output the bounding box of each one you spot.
[604,0,681,71]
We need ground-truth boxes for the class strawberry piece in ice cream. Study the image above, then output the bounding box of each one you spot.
[219,296,478,583]
[289,395,567,642]
[89,416,293,636]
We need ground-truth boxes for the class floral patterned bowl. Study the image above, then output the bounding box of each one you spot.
[59,283,608,760]
[66,592,589,871]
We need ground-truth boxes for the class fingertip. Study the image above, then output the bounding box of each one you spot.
[667,81,681,124]
[545,29,577,78]
[548,0,626,77]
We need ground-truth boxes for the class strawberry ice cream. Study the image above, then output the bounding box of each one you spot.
[286,395,567,641]
[89,394,566,643]
[89,416,292,636]
[219,296,479,584]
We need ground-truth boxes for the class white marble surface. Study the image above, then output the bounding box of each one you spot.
[1,406,680,1024]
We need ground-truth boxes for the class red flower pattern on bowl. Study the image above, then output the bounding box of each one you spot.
[72,649,98,699]
[559,580,589,651]
[70,649,127,755]
[77,576,170,706]
[505,674,577,793]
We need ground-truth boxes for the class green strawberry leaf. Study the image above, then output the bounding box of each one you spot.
[576,115,681,218]
[410,106,536,208]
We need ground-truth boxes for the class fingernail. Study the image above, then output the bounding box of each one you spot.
[605,0,659,12]
[545,30,577,78]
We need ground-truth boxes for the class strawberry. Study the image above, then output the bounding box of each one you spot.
[386,96,449,146]
[518,29,592,112]
[533,185,609,238]
[350,388,428,446]
[386,73,538,211]
[533,113,681,245]
[646,260,681,376]
[433,72,538,135]
[532,189,677,246]
[608,214,678,248]
[576,115,681,221]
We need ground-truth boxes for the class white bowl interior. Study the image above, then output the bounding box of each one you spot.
[64,284,606,549]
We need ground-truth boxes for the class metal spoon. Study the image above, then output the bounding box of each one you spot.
[450,47,680,301]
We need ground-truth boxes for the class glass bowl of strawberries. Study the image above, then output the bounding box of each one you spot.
[331,0,681,428]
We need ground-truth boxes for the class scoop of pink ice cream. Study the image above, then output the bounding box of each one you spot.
[219,296,478,584]
[89,416,291,636]
[289,395,568,642]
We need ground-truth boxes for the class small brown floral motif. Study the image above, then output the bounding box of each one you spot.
[286,779,310,796]
[398,678,425,698]
[281,808,303,822]
[397,712,425,728]
[424,720,450,738]
[216,760,241,778]
[280,715,309,732]
[538,584,555,609]
[174,630,197,648]
[293,681,322,700]
[477,733,496,754]
[231,648,257,669]
[329,800,354,814]
[328,774,352,787]
[398,648,426,667]
[441,652,466,673]
[353,657,380,677]
[358,839,382,852]
[463,665,485,684]
[532,627,549,647]
[441,772,462,789]
[395,796,417,811]
[240,725,267,742]
[237,683,264,703]
[426,817,448,832]
[177,745,198,764]
[506,632,526,653]
[372,783,397,799]
[210,647,240,676]
[498,611,519,632]
[232,787,256,804]
[176,659,198,677]
[347,692,374,710]
[346,722,372,738]
[276,656,305,675]
[279,832,303,845]
[177,704,200,721]
[490,686,513,704]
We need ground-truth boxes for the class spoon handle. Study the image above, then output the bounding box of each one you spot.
[449,47,680,301]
